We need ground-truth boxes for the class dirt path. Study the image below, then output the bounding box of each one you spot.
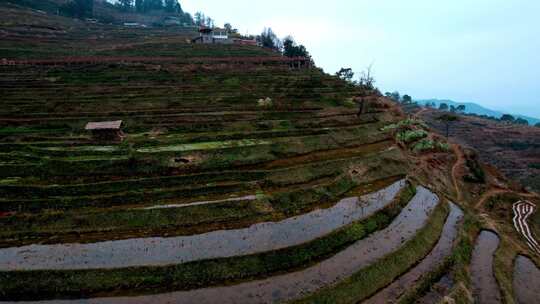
[475,189,511,209]
[414,107,429,119]
[8,186,440,304]
[0,181,406,271]
[364,202,463,303]
[451,144,465,202]
[475,188,538,210]
[513,255,540,304]
[471,230,502,304]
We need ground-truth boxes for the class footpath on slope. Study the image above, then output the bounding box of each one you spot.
[364,201,464,303]
[451,144,465,202]
[5,186,439,304]
[0,180,406,271]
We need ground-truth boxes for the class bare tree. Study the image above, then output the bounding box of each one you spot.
[358,64,375,90]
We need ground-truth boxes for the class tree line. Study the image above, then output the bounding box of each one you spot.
[383,91,415,105]
[60,0,194,23]
[258,28,311,59]
[432,102,466,113]
[110,0,183,13]
[429,101,537,127]
[335,67,376,91]
[60,0,94,18]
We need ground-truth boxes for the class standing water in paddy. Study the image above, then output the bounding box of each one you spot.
[8,186,440,304]
[0,180,406,271]
[471,230,502,304]
[513,255,540,304]
[365,202,463,303]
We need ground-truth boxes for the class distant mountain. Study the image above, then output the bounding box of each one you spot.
[416,99,540,125]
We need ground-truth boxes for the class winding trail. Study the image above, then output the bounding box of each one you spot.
[0,180,406,271]
[413,107,429,119]
[5,186,440,304]
[512,200,540,254]
[475,189,511,209]
[364,202,463,304]
[451,144,465,202]
[471,230,502,304]
[513,255,540,304]
[475,188,538,210]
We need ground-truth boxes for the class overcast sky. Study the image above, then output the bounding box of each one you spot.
[180,0,540,117]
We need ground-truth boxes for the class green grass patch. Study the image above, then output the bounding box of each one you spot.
[0,127,69,135]
[137,139,271,153]
[528,163,540,170]
[412,139,450,153]
[397,129,428,144]
[382,118,429,132]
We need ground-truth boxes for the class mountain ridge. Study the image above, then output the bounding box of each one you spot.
[417,98,540,125]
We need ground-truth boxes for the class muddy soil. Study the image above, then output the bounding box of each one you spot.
[0,180,406,271]
[364,202,463,303]
[513,255,540,304]
[471,230,502,304]
[415,275,454,304]
[11,186,439,304]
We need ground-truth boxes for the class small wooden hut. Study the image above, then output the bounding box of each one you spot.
[85,120,125,141]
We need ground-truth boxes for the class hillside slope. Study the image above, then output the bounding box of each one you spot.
[0,5,539,304]
[419,108,540,193]
[418,99,540,125]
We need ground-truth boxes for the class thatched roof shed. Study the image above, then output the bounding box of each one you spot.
[85,120,124,141]
[85,120,123,131]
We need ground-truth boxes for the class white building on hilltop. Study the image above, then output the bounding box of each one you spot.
[192,27,231,44]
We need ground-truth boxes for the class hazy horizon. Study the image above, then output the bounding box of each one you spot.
[180,0,540,118]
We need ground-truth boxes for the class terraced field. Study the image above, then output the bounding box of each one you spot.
[1,3,540,304]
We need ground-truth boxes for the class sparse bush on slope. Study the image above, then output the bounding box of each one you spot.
[382,119,450,154]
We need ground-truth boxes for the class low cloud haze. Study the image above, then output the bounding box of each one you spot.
[182,0,540,117]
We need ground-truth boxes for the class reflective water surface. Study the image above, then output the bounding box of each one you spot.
[513,255,540,304]
[0,180,406,270]
[471,230,502,304]
[365,202,463,303]
[11,185,439,304]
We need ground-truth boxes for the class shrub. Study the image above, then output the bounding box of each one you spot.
[412,139,435,153]
[257,97,273,108]
[436,141,450,152]
[463,158,485,183]
[528,163,540,170]
[396,130,428,144]
[412,139,450,153]
[381,119,428,132]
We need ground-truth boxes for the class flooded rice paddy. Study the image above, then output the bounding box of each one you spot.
[513,255,540,304]
[0,180,406,271]
[471,230,502,304]
[364,202,463,303]
[10,185,439,304]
